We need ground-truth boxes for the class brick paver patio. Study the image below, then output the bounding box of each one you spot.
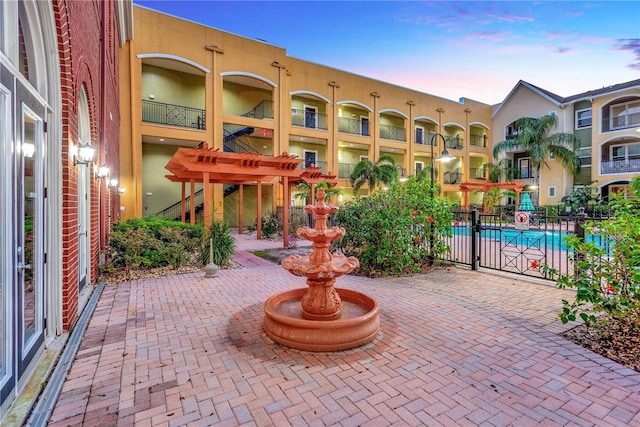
[48,234,640,426]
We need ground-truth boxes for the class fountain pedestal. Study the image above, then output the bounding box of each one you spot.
[263,188,380,351]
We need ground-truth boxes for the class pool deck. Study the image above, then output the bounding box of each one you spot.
[47,232,640,426]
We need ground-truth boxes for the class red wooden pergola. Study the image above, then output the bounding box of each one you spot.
[458,181,525,211]
[164,146,337,246]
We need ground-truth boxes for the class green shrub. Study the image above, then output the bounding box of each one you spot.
[545,176,640,325]
[201,218,236,267]
[333,176,454,275]
[107,216,206,271]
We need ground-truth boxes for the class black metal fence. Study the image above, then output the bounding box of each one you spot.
[441,207,610,281]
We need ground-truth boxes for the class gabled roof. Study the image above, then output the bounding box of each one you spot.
[492,78,640,118]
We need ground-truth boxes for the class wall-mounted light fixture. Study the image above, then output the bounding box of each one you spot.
[22,142,35,158]
[118,187,125,194]
[109,178,119,188]
[73,142,96,166]
[96,164,110,179]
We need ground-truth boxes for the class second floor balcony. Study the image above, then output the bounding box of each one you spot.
[602,111,640,132]
[445,135,463,150]
[470,134,487,147]
[380,124,406,142]
[339,117,369,136]
[291,110,327,130]
[600,158,640,174]
[142,99,205,130]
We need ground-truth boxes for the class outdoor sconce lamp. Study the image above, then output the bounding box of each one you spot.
[96,164,110,179]
[22,142,35,158]
[118,187,125,194]
[74,143,96,166]
[109,178,119,188]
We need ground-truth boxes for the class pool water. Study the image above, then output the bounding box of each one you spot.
[451,226,605,252]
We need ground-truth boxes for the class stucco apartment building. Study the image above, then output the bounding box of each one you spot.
[493,79,640,206]
[120,6,639,228]
[0,1,132,422]
[119,6,495,228]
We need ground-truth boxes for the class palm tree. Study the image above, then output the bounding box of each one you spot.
[493,114,581,185]
[350,155,397,195]
[293,181,341,204]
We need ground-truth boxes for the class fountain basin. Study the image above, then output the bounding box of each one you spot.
[264,288,380,352]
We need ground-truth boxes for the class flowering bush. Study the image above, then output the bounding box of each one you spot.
[545,176,640,325]
[333,176,454,275]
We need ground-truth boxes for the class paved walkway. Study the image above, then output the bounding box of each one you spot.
[47,233,640,426]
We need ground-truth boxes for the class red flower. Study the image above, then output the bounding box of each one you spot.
[412,210,417,217]
[454,220,459,226]
[359,214,363,219]
[530,260,539,269]
[414,236,420,243]
[605,285,616,293]
[428,215,434,223]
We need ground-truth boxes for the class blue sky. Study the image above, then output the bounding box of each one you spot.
[134,1,640,105]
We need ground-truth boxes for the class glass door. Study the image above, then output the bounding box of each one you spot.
[15,89,46,378]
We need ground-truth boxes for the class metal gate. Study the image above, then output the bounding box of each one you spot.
[443,208,606,280]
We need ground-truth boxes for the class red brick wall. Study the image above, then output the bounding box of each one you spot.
[53,0,121,330]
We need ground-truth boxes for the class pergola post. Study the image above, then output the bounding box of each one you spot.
[190,178,196,225]
[282,177,289,248]
[203,172,212,228]
[238,184,244,234]
[256,181,262,240]
[181,182,186,223]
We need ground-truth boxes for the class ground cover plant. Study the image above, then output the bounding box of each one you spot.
[333,176,455,276]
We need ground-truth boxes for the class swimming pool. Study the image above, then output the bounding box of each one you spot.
[450,226,604,252]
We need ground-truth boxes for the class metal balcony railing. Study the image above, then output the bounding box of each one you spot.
[470,134,487,147]
[380,124,406,142]
[600,158,640,174]
[445,135,463,150]
[142,100,205,130]
[338,117,369,136]
[444,168,463,184]
[241,100,274,119]
[291,110,328,130]
[338,163,357,179]
[470,167,486,180]
[602,111,640,132]
[298,160,327,174]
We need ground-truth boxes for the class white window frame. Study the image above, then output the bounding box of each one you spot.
[548,186,557,198]
[575,108,592,129]
[359,155,369,162]
[414,161,424,173]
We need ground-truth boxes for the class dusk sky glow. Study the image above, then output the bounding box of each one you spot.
[134,0,640,105]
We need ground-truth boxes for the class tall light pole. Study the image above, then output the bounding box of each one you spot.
[428,132,455,265]
[430,133,455,197]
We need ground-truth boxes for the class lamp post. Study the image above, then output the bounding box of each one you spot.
[430,133,455,197]
[395,164,407,183]
[428,133,455,265]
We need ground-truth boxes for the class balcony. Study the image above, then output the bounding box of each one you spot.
[380,124,406,142]
[602,112,640,132]
[415,131,437,146]
[600,158,640,174]
[298,160,327,174]
[339,117,369,136]
[338,163,357,179]
[444,168,462,184]
[470,134,487,147]
[142,100,205,130]
[470,167,486,180]
[445,135,463,150]
[242,100,273,119]
[291,110,327,130]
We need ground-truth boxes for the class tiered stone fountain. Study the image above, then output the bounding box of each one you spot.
[263,188,380,351]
